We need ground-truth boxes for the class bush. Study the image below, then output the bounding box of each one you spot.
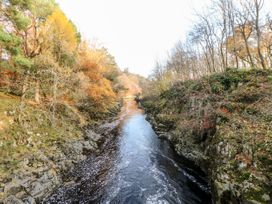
[268,75,272,84]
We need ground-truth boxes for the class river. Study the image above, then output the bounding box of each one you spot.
[44,100,212,204]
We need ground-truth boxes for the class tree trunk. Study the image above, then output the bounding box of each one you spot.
[241,29,255,68]
[21,75,29,102]
[51,70,57,126]
[255,9,266,69]
[19,74,29,123]
[35,79,40,104]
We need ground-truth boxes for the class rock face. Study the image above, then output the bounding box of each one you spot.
[0,125,113,204]
[142,69,272,204]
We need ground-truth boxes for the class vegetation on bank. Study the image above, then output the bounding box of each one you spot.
[142,1,272,201]
[1,0,272,203]
[148,0,272,95]
[0,1,127,200]
[142,68,272,203]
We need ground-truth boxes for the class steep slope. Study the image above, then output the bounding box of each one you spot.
[142,69,272,204]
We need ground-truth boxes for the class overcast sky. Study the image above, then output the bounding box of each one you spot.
[55,0,210,77]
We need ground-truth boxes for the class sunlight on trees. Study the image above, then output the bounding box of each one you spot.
[0,0,121,120]
[147,0,272,96]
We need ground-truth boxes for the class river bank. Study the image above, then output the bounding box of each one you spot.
[44,100,212,203]
[0,69,145,204]
[141,69,272,204]
[0,96,121,204]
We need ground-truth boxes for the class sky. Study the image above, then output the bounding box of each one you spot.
[55,0,210,77]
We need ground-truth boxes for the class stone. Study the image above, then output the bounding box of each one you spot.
[238,161,248,170]
[23,196,36,204]
[28,181,48,199]
[4,179,23,195]
[3,195,24,204]
[82,141,93,150]
[85,130,101,142]
[15,190,28,200]
[261,194,270,202]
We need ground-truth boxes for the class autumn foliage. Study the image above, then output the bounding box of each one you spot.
[78,44,117,112]
[148,0,272,97]
[44,9,78,54]
[0,0,121,121]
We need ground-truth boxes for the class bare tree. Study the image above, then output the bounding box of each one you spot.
[149,0,272,93]
[246,0,266,69]
[266,15,272,67]
[234,5,255,68]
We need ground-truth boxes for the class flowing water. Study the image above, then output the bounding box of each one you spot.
[44,101,212,204]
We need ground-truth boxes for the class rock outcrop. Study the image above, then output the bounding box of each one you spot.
[0,129,103,204]
[142,69,272,204]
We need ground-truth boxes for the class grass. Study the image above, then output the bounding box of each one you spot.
[0,92,19,130]
[142,68,272,203]
[0,91,83,182]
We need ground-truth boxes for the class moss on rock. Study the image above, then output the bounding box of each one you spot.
[142,68,272,204]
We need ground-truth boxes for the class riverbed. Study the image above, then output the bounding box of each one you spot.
[44,100,212,204]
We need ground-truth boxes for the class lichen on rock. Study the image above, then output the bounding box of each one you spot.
[142,69,272,204]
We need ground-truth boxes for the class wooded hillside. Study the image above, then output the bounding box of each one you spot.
[147,0,272,96]
[0,1,125,200]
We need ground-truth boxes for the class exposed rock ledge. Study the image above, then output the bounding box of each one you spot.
[142,69,272,204]
[0,124,118,204]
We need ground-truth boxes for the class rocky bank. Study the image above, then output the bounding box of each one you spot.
[0,102,121,204]
[142,69,272,204]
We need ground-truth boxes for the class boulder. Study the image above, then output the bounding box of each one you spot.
[4,178,23,196]
[85,130,101,142]
[23,196,36,204]
[3,195,24,204]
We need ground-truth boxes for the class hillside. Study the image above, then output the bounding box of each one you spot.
[117,73,142,98]
[0,67,147,203]
[142,69,272,204]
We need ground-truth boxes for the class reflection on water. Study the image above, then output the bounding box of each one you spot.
[44,101,212,204]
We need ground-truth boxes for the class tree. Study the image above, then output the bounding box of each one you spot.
[0,0,58,104]
[148,0,272,96]
[43,8,79,66]
[29,7,80,104]
[76,42,117,118]
[247,0,266,69]
[1,0,57,58]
